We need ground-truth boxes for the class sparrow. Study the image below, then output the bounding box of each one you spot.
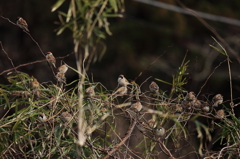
[130,101,143,112]
[155,126,166,139]
[149,81,159,94]
[202,105,210,113]
[113,86,128,95]
[45,52,56,68]
[118,74,130,87]
[175,104,183,113]
[60,111,73,123]
[38,113,47,122]
[58,64,68,74]
[56,72,66,84]
[185,92,196,101]
[31,77,40,89]
[216,109,225,119]
[191,99,201,109]
[85,86,95,97]
[212,94,223,107]
[16,17,29,32]
[148,117,157,129]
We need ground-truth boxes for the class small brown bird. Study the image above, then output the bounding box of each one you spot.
[85,86,95,97]
[216,109,225,119]
[38,113,47,122]
[136,121,148,133]
[155,126,166,139]
[118,74,130,87]
[113,86,128,95]
[60,111,72,123]
[148,117,157,129]
[202,105,210,113]
[191,99,201,109]
[56,72,66,84]
[16,17,29,32]
[130,101,143,112]
[149,81,159,94]
[46,52,56,68]
[31,77,40,89]
[185,92,196,101]
[175,104,183,113]
[212,94,223,107]
[58,64,68,74]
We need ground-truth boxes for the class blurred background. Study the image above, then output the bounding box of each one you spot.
[1,0,240,104]
[1,1,240,102]
[1,0,240,157]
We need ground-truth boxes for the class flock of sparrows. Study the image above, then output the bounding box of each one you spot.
[16,17,68,84]
[16,17,224,139]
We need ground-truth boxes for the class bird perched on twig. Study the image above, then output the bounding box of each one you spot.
[185,92,196,101]
[45,52,56,68]
[16,17,29,32]
[85,86,95,97]
[31,77,40,89]
[216,109,225,119]
[130,101,143,112]
[118,74,130,87]
[58,64,68,74]
[56,72,66,84]
[38,113,47,122]
[149,81,159,94]
[155,126,166,139]
[112,86,128,96]
[60,111,73,123]
[212,94,223,107]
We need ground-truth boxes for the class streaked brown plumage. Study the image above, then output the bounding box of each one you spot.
[56,72,66,84]
[216,109,225,119]
[58,64,68,74]
[113,86,127,95]
[149,81,159,94]
[130,101,142,112]
[185,91,196,101]
[212,94,223,107]
[46,52,56,68]
[118,74,130,87]
[31,77,40,89]
[60,111,72,123]
[85,86,95,97]
[16,17,29,32]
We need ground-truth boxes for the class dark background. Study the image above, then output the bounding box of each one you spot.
[1,0,240,157]
[1,0,240,125]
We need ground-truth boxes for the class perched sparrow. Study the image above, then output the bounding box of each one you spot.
[175,104,183,113]
[85,86,95,97]
[149,81,159,94]
[56,72,66,84]
[130,101,143,112]
[16,17,29,32]
[155,126,166,139]
[45,52,56,68]
[185,92,196,101]
[31,77,40,89]
[113,86,128,95]
[216,109,225,119]
[202,105,210,113]
[148,118,157,129]
[136,121,148,133]
[191,99,201,109]
[212,94,223,107]
[38,113,47,122]
[60,111,72,123]
[118,74,130,87]
[58,64,68,74]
